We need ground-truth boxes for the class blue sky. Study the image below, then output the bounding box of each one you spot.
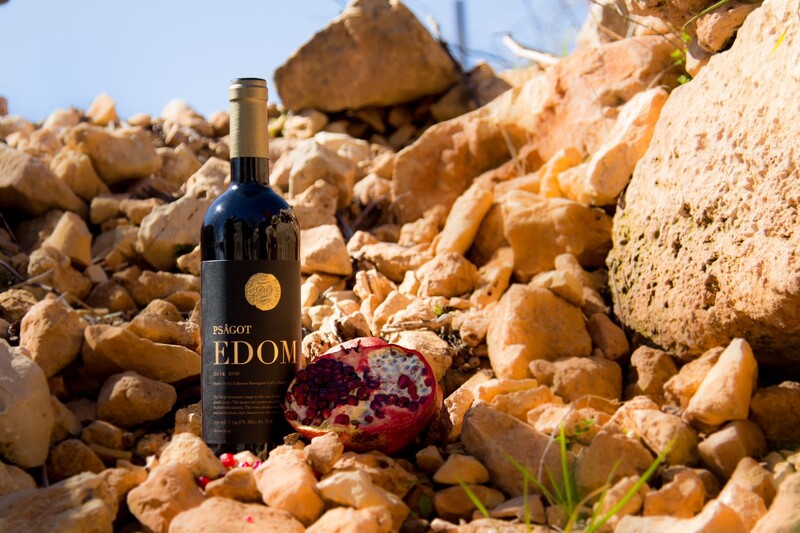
[0,0,586,121]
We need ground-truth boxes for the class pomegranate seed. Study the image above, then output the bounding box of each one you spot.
[198,475,211,489]
[334,414,350,425]
[246,516,254,523]
[220,453,236,469]
[252,460,262,469]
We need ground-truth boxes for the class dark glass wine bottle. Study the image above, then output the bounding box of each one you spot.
[200,78,301,457]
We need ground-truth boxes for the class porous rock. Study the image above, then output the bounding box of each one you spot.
[0,473,117,533]
[392,36,675,222]
[0,341,54,468]
[136,157,228,270]
[301,224,352,276]
[487,284,591,379]
[0,143,86,216]
[66,123,161,184]
[127,463,204,533]
[170,497,305,533]
[503,190,613,281]
[96,371,177,428]
[684,338,757,429]
[608,0,800,365]
[255,448,324,526]
[46,439,105,483]
[529,355,623,402]
[49,148,110,202]
[574,428,655,496]
[275,0,458,112]
[158,432,226,479]
[698,420,767,480]
[461,403,567,497]
[751,472,800,533]
[82,325,201,383]
[19,298,87,378]
[749,381,800,449]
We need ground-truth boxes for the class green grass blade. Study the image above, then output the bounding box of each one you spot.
[548,467,565,504]
[559,425,577,513]
[586,442,673,533]
[457,479,490,519]
[585,480,611,530]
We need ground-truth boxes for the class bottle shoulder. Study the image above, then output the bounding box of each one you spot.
[204,183,295,225]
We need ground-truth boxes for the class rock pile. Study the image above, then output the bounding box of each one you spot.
[0,0,799,531]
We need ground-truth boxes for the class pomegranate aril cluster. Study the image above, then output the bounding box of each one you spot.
[285,345,434,429]
[286,358,363,425]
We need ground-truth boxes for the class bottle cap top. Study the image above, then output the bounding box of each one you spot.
[229,78,268,102]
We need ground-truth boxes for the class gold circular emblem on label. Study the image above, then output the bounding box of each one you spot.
[244,273,281,311]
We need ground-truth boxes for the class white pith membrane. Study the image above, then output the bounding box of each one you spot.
[284,345,434,429]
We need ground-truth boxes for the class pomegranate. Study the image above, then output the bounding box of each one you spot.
[283,337,442,454]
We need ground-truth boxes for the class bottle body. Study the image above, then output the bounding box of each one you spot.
[200,80,301,456]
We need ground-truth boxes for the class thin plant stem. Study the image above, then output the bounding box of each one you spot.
[505,452,558,505]
[683,0,734,29]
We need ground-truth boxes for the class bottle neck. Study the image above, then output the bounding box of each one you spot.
[228,78,270,186]
[230,157,269,185]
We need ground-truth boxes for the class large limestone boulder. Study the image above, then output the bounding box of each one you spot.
[0,144,86,216]
[0,341,54,468]
[392,35,675,222]
[608,0,800,365]
[275,0,458,112]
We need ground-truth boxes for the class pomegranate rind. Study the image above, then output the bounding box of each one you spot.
[283,337,442,455]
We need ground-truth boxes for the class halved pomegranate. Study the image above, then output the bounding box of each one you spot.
[283,337,442,455]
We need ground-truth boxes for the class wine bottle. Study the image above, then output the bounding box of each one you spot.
[200,78,301,457]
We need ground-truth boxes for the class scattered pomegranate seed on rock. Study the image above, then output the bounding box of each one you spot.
[219,452,236,469]
[283,337,443,455]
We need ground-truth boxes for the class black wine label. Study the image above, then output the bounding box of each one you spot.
[201,259,301,445]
